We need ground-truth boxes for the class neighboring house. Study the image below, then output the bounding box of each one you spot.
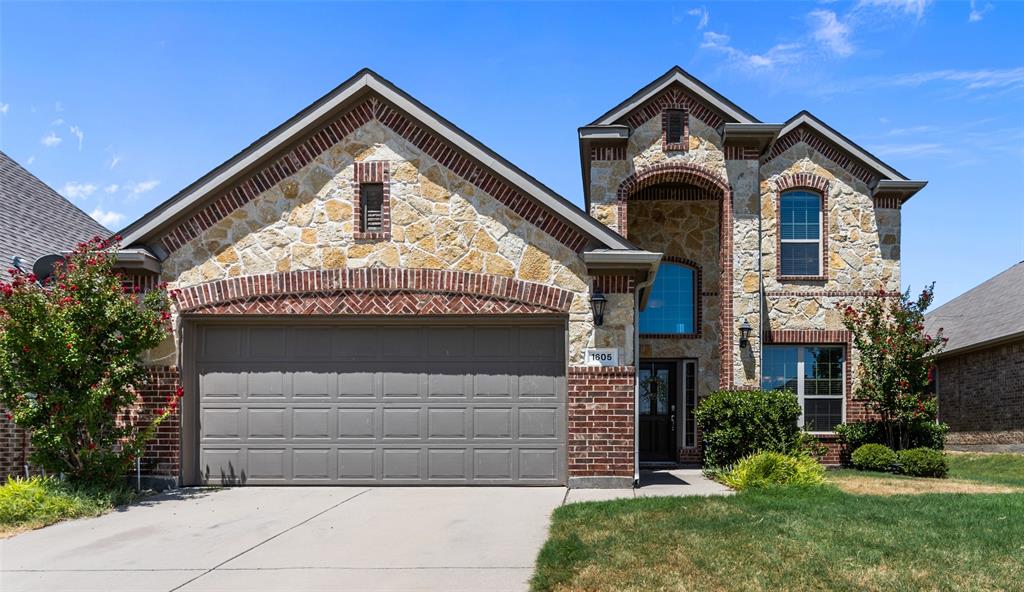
[0,67,925,486]
[925,262,1024,450]
[0,150,110,478]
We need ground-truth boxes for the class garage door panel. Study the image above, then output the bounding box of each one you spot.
[197,323,565,485]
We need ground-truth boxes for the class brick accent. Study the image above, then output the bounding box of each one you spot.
[568,366,635,479]
[352,161,391,240]
[622,85,724,130]
[615,163,734,388]
[936,340,1024,441]
[640,256,703,339]
[763,124,879,187]
[591,145,626,161]
[661,109,689,152]
[873,192,904,209]
[631,184,716,201]
[774,173,831,282]
[158,97,589,255]
[766,290,901,298]
[724,145,762,160]
[0,409,30,480]
[172,269,574,315]
[592,275,635,294]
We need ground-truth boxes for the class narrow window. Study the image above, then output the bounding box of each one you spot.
[780,190,822,276]
[762,345,845,432]
[665,109,686,145]
[360,183,384,232]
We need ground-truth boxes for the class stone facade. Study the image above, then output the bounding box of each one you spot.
[937,340,1024,446]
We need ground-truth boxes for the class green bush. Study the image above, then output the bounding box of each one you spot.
[835,420,948,459]
[695,389,809,468]
[721,451,825,490]
[0,476,135,530]
[897,448,948,478]
[851,443,898,472]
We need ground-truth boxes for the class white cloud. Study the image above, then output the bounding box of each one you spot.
[0,103,8,115]
[62,182,97,199]
[809,10,854,57]
[50,118,64,127]
[885,124,939,136]
[890,67,1024,90]
[41,132,62,148]
[687,7,709,29]
[69,125,84,151]
[701,31,802,71]
[871,143,952,156]
[104,184,119,193]
[969,0,992,22]
[129,179,160,195]
[26,156,35,165]
[856,0,933,19]
[89,208,124,228]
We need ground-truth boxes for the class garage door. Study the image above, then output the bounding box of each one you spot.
[194,322,566,485]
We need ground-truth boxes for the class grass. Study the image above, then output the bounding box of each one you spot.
[0,476,137,537]
[532,453,1024,592]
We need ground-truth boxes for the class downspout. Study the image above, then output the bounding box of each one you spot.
[633,271,657,488]
[758,170,765,382]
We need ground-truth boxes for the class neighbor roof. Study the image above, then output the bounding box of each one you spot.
[925,261,1024,357]
[0,150,110,277]
[119,68,636,254]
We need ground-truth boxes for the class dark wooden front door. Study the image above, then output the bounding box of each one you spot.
[639,361,676,462]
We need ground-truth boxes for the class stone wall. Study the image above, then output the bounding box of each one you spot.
[937,340,1024,443]
[159,118,633,367]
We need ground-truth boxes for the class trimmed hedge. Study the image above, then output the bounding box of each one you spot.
[851,443,898,472]
[897,448,948,478]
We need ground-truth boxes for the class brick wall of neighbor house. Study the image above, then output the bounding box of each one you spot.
[937,340,1024,446]
[568,366,636,482]
[588,84,901,464]
[0,410,30,479]
[142,98,635,484]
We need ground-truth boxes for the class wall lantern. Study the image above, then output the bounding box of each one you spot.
[590,289,608,327]
[738,318,753,349]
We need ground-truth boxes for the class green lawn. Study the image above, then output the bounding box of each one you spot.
[532,454,1024,592]
[0,476,137,537]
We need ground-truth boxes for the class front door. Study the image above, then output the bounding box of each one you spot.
[638,361,676,462]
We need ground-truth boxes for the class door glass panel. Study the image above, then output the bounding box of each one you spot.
[683,361,696,447]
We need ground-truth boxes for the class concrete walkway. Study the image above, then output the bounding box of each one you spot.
[0,473,730,592]
[565,468,732,503]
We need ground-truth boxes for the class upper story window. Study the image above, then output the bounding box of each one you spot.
[640,262,696,335]
[359,183,385,233]
[762,345,845,432]
[780,190,822,277]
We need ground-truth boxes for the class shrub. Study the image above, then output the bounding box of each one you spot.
[0,476,135,529]
[897,448,948,478]
[721,452,825,490]
[836,420,948,461]
[0,237,177,486]
[851,443,898,472]
[695,389,806,468]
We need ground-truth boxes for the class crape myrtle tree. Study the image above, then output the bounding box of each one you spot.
[839,284,946,450]
[0,236,180,486]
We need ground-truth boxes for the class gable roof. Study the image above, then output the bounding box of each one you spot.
[119,68,635,255]
[925,261,1024,357]
[0,150,110,276]
[588,66,760,126]
[775,111,909,181]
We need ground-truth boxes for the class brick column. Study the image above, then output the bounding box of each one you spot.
[567,365,635,488]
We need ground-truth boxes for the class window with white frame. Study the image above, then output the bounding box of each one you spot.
[762,345,844,432]
[779,190,822,276]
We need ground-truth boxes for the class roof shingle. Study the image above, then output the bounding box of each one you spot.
[924,261,1024,356]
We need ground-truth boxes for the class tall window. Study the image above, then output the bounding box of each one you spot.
[780,190,822,276]
[360,183,384,232]
[762,345,845,432]
[640,262,696,335]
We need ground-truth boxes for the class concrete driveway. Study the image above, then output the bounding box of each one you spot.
[0,486,567,592]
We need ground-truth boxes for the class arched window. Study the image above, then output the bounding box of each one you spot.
[640,262,696,335]
[780,190,822,277]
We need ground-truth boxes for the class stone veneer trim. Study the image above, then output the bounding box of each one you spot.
[773,172,832,282]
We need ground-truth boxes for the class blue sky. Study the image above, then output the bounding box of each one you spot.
[1,1,1021,306]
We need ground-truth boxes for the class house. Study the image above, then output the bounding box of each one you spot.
[0,150,110,478]
[925,262,1024,451]
[0,67,925,487]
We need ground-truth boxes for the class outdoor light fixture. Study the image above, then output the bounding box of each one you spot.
[739,318,752,349]
[590,289,607,327]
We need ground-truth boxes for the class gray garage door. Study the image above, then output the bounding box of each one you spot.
[195,322,566,485]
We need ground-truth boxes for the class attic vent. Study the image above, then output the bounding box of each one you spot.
[665,110,687,146]
[360,183,384,232]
